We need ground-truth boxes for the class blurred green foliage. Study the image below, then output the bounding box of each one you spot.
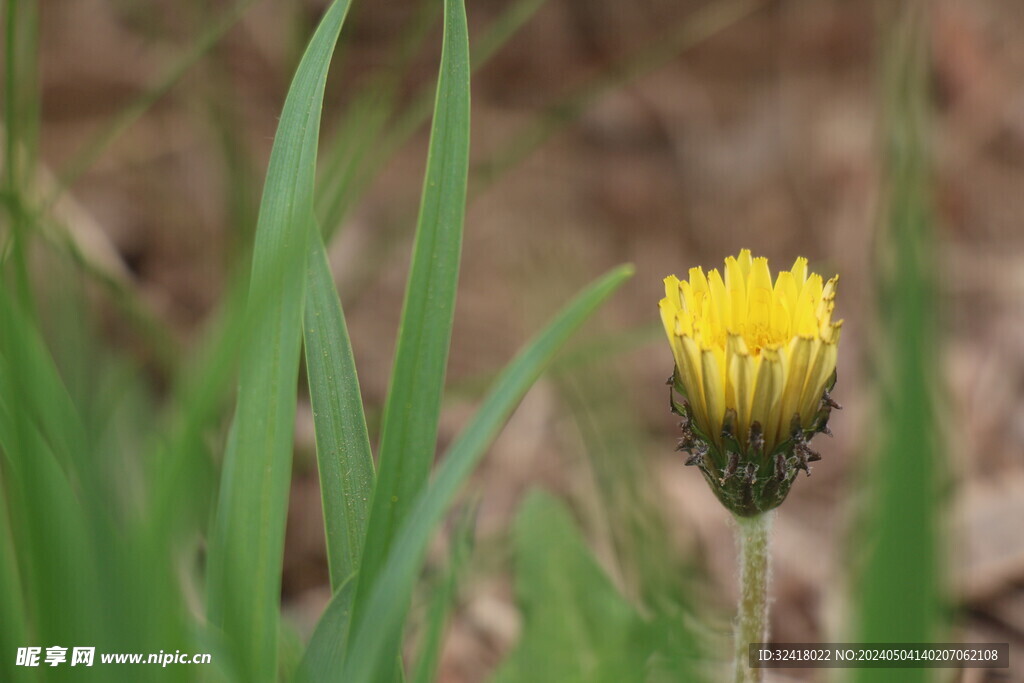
[852,3,945,681]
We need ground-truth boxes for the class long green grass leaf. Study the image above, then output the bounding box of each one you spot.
[853,4,944,681]
[354,0,472,631]
[0,470,29,683]
[204,1,353,678]
[340,264,634,682]
[297,574,358,683]
[303,229,375,592]
[3,0,40,314]
[0,288,106,675]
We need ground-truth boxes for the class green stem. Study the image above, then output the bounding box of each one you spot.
[733,511,773,683]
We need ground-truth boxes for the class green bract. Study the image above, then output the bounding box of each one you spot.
[669,368,839,517]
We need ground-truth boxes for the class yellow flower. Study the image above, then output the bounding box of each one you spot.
[660,250,841,515]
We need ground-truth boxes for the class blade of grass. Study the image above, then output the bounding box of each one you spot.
[303,228,375,592]
[2,180,189,683]
[853,3,943,680]
[0,469,29,683]
[4,2,249,677]
[3,0,40,314]
[340,263,634,682]
[0,278,93,480]
[204,1,353,679]
[352,0,471,637]
[297,573,358,683]
[411,503,476,683]
[0,412,104,665]
[0,289,106,666]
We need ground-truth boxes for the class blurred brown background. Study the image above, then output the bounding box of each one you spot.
[32,0,1024,680]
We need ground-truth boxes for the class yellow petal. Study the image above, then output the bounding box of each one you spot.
[724,255,741,290]
[677,335,709,434]
[736,249,753,282]
[797,340,838,428]
[659,297,674,337]
[701,347,726,443]
[822,320,842,345]
[816,275,839,326]
[663,275,681,307]
[773,270,798,311]
[660,298,691,339]
[679,280,695,314]
[820,273,838,302]
[790,256,808,286]
[724,257,748,333]
[707,268,728,337]
[750,346,784,447]
[802,273,823,306]
[689,266,709,296]
[794,273,823,337]
[727,335,754,441]
[770,297,791,341]
[771,271,797,341]
[747,257,773,338]
[778,336,812,438]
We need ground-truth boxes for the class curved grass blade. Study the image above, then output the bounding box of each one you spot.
[204,1,353,679]
[303,229,375,592]
[0,289,106,670]
[340,264,634,682]
[353,0,471,633]
[297,573,357,683]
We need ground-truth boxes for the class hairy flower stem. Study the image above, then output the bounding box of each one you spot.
[733,511,773,683]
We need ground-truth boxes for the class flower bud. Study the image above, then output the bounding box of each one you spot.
[660,250,842,516]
